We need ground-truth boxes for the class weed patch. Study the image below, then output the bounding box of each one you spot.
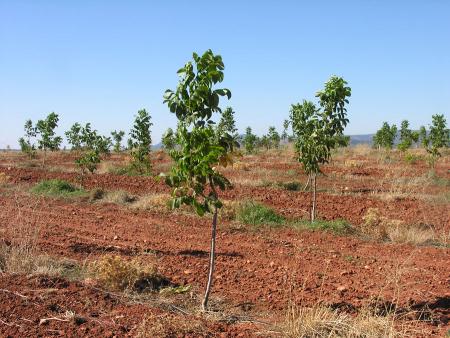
[236,201,285,227]
[31,179,85,198]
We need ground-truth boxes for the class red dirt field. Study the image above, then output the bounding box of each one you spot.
[0,149,449,337]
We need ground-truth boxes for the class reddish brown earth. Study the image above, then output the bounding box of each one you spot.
[0,150,449,336]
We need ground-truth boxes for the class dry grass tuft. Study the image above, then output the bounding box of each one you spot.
[132,194,170,212]
[360,208,435,244]
[343,159,365,168]
[135,314,205,338]
[0,172,10,185]
[89,255,168,292]
[0,241,65,275]
[284,303,416,338]
[101,190,136,204]
[218,200,239,221]
[233,161,250,171]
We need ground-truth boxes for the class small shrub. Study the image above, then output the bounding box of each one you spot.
[89,255,169,292]
[282,181,302,191]
[236,201,285,226]
[31,179,85,198]
[404,153,422,165]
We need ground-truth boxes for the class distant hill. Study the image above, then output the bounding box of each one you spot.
[349,134,374,146]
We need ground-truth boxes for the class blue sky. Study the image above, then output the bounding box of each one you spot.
[1,0,449,148]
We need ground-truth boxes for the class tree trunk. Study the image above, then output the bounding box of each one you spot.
[303,174,311,191]
[202,205,218,311]
[311,174,317,222]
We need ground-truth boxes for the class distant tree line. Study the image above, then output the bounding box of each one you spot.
[373,115,449,166]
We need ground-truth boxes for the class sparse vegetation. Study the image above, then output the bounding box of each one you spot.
[31,179,85,198]
[89,255,168,292]
[236,200,285,226]
[284,303,414,338]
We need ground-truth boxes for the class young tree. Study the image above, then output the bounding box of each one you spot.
[216,107,238,141]
[397,120,413,152]
[72,123,111,177]
[373,122,397,150]
[161,127,176,151]
[290,76,351,222]
[267,126,281,149]
[18,119,37,159]
[333,134,351,148]
[129,109,152,174]
[65,123,83,151]
[418,126,428,148]
[163,49,234,311]
[281,119,290,141]
[35,112,62,165]
[423,114,449,167]
[111,130,125,153]
[259,134,270,150]
[243,127,257,154]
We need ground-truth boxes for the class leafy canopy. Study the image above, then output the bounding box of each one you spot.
[373,122,397,150]
[424,114,449,159]
[18,119,37,158]
[161,127,176,151]
[35,112,62,152]
[290,76,351,175]
[111,130,125,153]
[163,49,234,216]
[129,109,153,173]
[243,127,257,154]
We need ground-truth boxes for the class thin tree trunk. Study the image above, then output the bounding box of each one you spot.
[311,174,317,222]
[303,174,311,191]
[202,205,218,311]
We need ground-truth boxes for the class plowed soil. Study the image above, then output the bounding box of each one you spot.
[0,149,449,337]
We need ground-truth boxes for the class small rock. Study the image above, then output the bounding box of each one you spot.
[337,285,348,292]
[113,235,118,240]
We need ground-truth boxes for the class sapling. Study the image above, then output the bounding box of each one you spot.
[35,112,62,165]
[423,114,449,168]
[268,126,281,149]
[161,127,176,151]
[111,130,125,153]
[67,123,111,179]
[18,119,37,159]
[163,49,234,311]
[243,127,257,154]
[290,76,351,222]
[129,109,152,174]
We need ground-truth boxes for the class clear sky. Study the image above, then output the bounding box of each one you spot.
[1,0,449,148]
